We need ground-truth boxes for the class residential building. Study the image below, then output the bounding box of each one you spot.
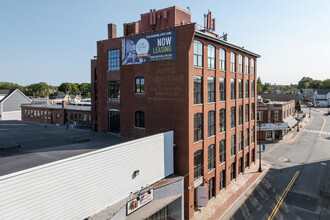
[257,97,296,142]
[21,101,92,128]
[259,93,298,103]
[314,89,330,107]
[0,89,31,120]
[91,6,260,218]
[297,89,314,103]
[0,121,182,220]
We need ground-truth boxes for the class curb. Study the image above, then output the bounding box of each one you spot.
[218,164,271,220]
[292,116,314,143]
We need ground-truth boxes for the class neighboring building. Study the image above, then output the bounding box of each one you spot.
[260,93,298,103]
[314,89,330,107]
[297,89,314,102]
[91,6,260,218]
[0,89,31,120]
[21,101,92,128]
[257,96,296,142]
[0,121,182,220]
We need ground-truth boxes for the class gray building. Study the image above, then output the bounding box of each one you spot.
[0,89,31,120]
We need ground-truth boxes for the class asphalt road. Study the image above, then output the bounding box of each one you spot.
[226,107,330,220]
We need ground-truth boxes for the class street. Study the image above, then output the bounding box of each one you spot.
[226,107,330,220]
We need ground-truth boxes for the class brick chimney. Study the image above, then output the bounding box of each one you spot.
[62,100,67,110]
[108,23,116,39]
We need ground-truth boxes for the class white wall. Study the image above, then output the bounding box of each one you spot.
[0,131,173,220]
[1,110,21,120]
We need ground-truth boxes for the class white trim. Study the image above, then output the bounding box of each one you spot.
[0,89,31,104]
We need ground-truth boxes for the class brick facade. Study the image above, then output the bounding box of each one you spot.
[91,6,260,219]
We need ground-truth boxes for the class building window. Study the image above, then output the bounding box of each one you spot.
[257,112,262,122]
[219,49,226,71]
[230,52,236,72]
[238,54,243,73]
[194,41,203,67]
[219,170,225,190]
[239,131,243,151]
[239,157,243,174]
[208,111,215,137]
[219,140,225,163]
[108,81,120,98]
[245,128,249,147]
[251,103,255,121]
[135,111,144,128]
[194,113,203,142]
[231,78,236,100]
[219,78,225,101]
[219,109,226,133]
[267,131,272,138]
[135,77,145,93]
[208,77,215,103]
[231,107,236,129]
[251,59,255,75]
[194,76,203,104]
[239,105,243,125]
[231,163,236,180]
[245,153,250,168]
[108,49,120,71]
[239,79,243,99]
[245,104,249,123]
[245,80,249,98]
[208,144,215,171]
[251,126,255,143]
[194,150,203,180]
[252,148,255,162]
[208,45,215,69]
[274,111,279,121]
[231,134,236,156]
[251,80,255,97]
[245,57,249,74]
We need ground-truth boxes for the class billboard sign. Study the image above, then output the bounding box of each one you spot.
[122,30,177,65]
[126,190,154,215]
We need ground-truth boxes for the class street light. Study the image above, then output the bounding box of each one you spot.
[258,121,262,172]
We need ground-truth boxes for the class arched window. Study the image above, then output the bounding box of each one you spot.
[230,52,236,72]
[194,150,203,180]
[207,45,215,69]
[219,48,226,71]
[208,144,215,171]
[208,111,215,137]
[238,54,243,73]
[194,76,203,104]
[135,77,145,93]
[194,41,203,67]
[135,111,144,128]
[194,113,203,142]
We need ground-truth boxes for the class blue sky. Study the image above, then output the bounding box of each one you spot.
[1,0,329,86]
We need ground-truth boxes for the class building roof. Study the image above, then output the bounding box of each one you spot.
[55,94,68,99]
[316,89,330,95]
[195,31,261,58]
[21,103,91,111]
[0,120,131,177]
[260,94,298,102]
[0,89,15,103]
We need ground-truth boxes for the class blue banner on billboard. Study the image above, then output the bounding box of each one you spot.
[122,30,177,65]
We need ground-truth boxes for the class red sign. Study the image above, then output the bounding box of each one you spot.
[127,190,153,215]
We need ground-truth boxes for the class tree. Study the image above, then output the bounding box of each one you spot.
[310,80,321,90]
[297,77,314,89]
[257,77,263,92]
[263,83,272,91]
[320,79,330,89]
[0,82,24,91]
[79,83,91,97]
[58,83,72,93]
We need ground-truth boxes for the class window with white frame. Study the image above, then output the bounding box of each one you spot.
[219,49,226,71]
[238,54,243,73]
[231,52,236,72]
[245,57,249,74]
[274,111,278,121]
[208,45,215,69]
[194,41,203,67]
[251,59,255,74]
[219,78,225,101]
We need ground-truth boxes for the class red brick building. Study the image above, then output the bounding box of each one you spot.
[91,6,260,219]
[21,102,91,128]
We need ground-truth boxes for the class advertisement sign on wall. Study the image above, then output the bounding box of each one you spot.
[126,190,154,215]
[122,30,177,65]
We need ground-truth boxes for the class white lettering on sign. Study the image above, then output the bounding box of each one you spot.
[126,190,154,215]
[157,37,171,46]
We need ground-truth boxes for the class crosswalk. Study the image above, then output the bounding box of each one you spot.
[303,129,330,136]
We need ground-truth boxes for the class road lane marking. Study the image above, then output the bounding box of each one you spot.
[268,171,300,220]
[303,129,330,135]
[319,116,326,137]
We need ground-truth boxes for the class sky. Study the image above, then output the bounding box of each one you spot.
[1,0,329,86]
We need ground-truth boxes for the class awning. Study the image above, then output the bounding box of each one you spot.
[283,116,298,128]
[257,123,289,131]
[126,195,181,220]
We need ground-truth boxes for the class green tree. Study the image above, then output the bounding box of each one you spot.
[297,77,314,89]
[58,83,72,93]
[310,80,321,89]
[263,83,272,91]
[257,77,263,92]
[0,82,24,91]
[320,79,330,89]
[79,83,91,97]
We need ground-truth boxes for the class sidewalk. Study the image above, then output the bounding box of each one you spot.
[280,115,313,144]
[192,162,271,220]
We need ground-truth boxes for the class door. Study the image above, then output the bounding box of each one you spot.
[208,177,215,200]
[108,110,120,133]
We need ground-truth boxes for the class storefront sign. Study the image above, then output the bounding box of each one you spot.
[197,186,207,207]
[126,190,153,215]
[122,30,177,65]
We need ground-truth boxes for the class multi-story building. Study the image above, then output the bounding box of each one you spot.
[314,89,330,107]
[0,89,31,120]
[257,97,296,142]
[91,6,260,218]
